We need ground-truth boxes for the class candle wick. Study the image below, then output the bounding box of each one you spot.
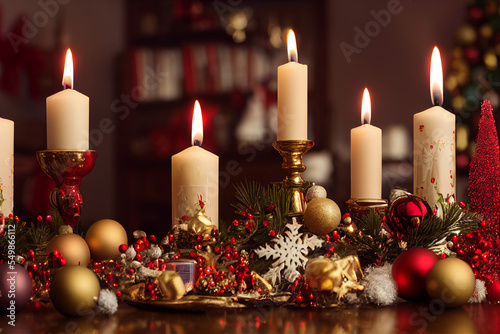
[63,83,71,90]
[289,53,297,63]
[362,114,370,125]
[193,139,201,147]
[431,84,443,107]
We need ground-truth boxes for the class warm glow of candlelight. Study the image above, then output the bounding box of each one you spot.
[287,29,298,62]
[361,88,371,125]
[62,49,73,89]
[191,100,203,146]
[430,46,443,106]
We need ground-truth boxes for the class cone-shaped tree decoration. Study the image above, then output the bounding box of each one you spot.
[468,100,500,224]
[456,100,500,287]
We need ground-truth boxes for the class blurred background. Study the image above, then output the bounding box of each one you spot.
[0,0,494,238]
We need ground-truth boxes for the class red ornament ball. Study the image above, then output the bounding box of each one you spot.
[387,195,431,236]
[486,281,500,301]
[0,263,33,313]
[392,247,438,301]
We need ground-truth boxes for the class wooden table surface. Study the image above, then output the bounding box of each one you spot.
[2,301,500,333]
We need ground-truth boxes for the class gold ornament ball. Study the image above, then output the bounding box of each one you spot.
[304,198,341,235]
[49,265,101,317]
[46,233,91,267]
[426,258,476,308]
[156,270,186,301]
[85,219,128,261]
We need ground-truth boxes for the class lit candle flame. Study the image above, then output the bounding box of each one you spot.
[361,87,371,125]
[430,46,443,106]
[287,29,298,63]
[62,48,73,90]
[191,100,203,146]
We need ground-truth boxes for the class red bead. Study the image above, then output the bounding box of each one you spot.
[214,246,221,253]
[190,250,197,258]
[46,215,52,222]
[262,220,269,227]
[37,215,43,222]
[440,253,446,259]
[119,244,128,253]
[115,290,122,297]
[232,220,239,227]
[295,295,303,303]
[270,230,276,237]
[136,254,142,262]
[149,235,156,243]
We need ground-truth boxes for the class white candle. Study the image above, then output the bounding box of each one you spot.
[277,30,308,141]
[172,101,219,227]
[351,88,382,199]
[47,49,89,150]
[414,47,456,209]
[0,118,14,217]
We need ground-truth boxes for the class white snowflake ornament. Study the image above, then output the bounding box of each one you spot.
[254,218,324,285]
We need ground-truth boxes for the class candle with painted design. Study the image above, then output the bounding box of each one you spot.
[413,46,456,209]
[277,29,308,140]
[171,101,219,227]
[47,49,89,150]
[0,117,14,217]
[350,88,382,199]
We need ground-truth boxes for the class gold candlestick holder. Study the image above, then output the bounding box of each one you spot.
[273,140,315,216]
[36,150,97,228]
[346,198,388,221]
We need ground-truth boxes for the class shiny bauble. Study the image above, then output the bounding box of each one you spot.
[49,265,100,317]
[387,195,431,235]
[0,263,33,313]
[156,270,186,300]
[426,257,476,308]
[392,247,438,301]
[303,198,341,235]
[306,185,327,202]
[85,219,128,261]
[46,232,90,267]
[486,281,500,301]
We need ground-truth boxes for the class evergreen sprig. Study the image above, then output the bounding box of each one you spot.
[406,203,481,250]
[0,212,63,260]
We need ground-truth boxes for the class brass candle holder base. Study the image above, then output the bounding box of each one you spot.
[273,140,315,216]
[36,150,97,228]
[346,198,388,221]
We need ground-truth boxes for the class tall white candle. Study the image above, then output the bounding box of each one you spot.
[172,101,219,227]
[277,30,308,140]
[414,47,456,209]
[0,118,14,217]
[47,49,89,150]
[351,88,382,199]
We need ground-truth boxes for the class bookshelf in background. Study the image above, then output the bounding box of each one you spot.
[116,0,328,237]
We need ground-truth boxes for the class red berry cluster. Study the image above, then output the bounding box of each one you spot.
[290,275,317,306]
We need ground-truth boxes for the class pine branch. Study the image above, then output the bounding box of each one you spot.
[406,203,480,250]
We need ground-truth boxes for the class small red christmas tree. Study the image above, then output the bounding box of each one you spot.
[467,100,500,223]
[455,100,500,289]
